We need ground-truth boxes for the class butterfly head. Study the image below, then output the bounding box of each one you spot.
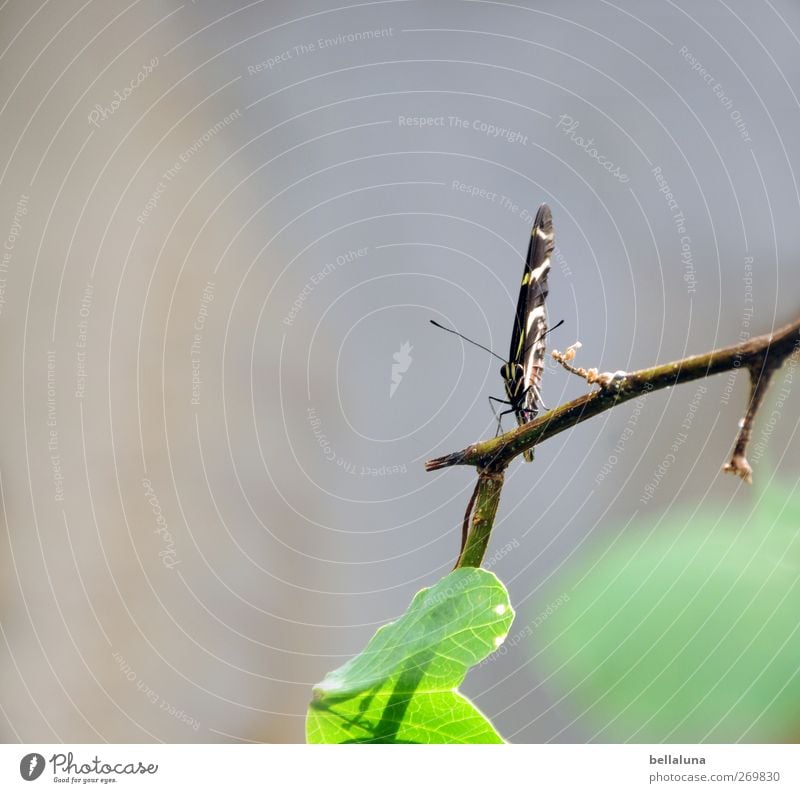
[500,362,525,397]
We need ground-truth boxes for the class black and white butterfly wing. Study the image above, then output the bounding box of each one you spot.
[504,203,554,461]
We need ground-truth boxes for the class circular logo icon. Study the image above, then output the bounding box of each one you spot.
[20,753,45,781]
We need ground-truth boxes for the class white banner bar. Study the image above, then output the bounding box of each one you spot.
[1,744,797,792]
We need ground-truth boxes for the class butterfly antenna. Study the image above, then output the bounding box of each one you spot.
[429,320,506,363]
[544,318,565,338]
[522,318,565,357]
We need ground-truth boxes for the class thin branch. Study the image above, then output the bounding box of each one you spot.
[453,471,504,569]
[722,352,783,483]
[456,481,480,564]
[429,316,800,474]
[433,315,800,569]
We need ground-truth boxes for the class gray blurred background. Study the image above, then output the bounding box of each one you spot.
[0,0,798,743]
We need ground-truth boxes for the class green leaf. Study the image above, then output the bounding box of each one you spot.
[306,568,514,743]
[537,479,800,742]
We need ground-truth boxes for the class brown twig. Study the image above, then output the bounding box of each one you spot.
[452,470,505,569]
[432,315,800,568]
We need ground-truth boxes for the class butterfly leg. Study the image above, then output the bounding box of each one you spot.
[489,396,512,434]
[495,408,519,436]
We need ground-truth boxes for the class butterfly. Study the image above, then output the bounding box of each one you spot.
[431,203,558,461]
[492,203,555,461]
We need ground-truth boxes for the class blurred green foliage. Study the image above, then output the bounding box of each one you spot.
[537,480,800,742]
